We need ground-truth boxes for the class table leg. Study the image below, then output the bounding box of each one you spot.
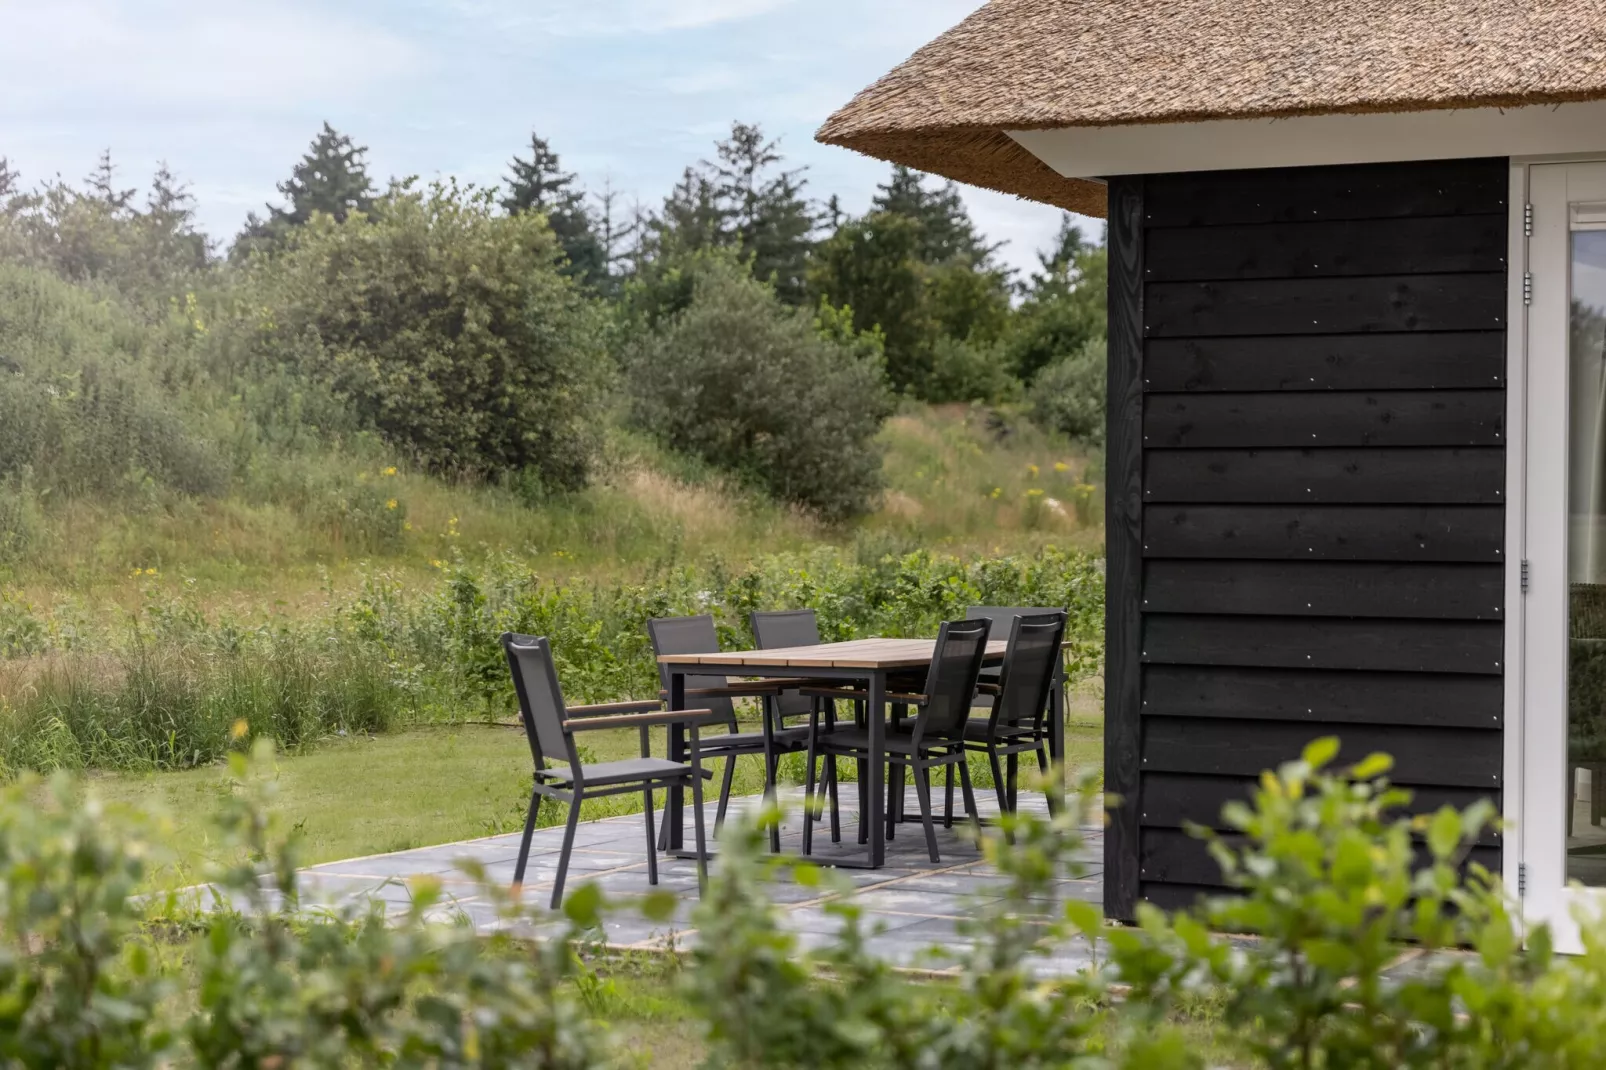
[867,671,886,868]
[668,670,686,851]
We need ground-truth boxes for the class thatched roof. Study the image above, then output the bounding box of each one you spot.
[817,0,1606,218]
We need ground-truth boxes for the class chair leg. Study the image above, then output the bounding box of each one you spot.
[914,763,940,864]
[642,785,658,885]
[715,754,737,833]
[802,738,821,856]
[827,755,842,843]
[689,753,709,897]
[513,789,542,889]
[887,761,905,841]
[1007,752,1020,812]
[766,751,782,854]
[1037,746,1058,815]
[857,756,870,845]
[550,792,584,911]
[958,758,980,824]
[944,762,955,829]
[989,749,1009,814]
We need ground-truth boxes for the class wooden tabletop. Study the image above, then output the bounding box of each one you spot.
[657,637,1007,671]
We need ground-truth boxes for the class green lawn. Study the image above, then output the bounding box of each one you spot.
[82,688,1104,877]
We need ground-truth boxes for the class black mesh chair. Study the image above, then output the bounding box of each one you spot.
[648,615,812,838]
[799,618,992,863]
[750,609,845,847]
[959,605,1068,818]
[954,611,1068,818]
[501,632,710,909]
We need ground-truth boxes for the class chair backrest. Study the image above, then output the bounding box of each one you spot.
[646,615,738,728]
[501,632,577,776]
[751,610,820,718]
[914,618,993,740]
[992,612,1068,732]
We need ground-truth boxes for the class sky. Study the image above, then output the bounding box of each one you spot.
[0,0,1100,278]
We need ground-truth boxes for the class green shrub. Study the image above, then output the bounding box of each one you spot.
[1030,338,1106,448]
[625,254,894,521]
[0,264,226,499]
[919,335,1020,404]
[247,180,610,487]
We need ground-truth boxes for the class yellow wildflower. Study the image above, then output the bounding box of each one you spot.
[989,487,1002,499]
[431,559,445,569]
[1027,463,1039,477]
[1026,488,1045,498]
[403,521,413,531]
[230,719,250,740]
[145,567,158,575]
[386,499,398,510]
[383,466,398,477]
[1054,461,1070,473]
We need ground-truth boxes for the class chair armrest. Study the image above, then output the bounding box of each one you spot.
[565,708,718,732]
[565,699,663,716]
[975,682,1001,696]
[800,686,926,704]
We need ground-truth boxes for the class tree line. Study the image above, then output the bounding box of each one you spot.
[0,122,1107,522]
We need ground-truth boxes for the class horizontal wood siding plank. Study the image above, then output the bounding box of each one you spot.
[1147,274,1507,338]
[1142,504,1504,561]
[1145,390,1504,448]
[1140,827,1501,886]
[1141,560,1504,619]
[1142,716,1503,786]
[1140,882,1231,911]
[1143,158,1507,227]
[1143,333,1506,393]
[1145,447,1504,504]
[1141,664,1503,728]
[1145,215,1507,282]
[1139,772,1501,843]
[1142,614,1503,674]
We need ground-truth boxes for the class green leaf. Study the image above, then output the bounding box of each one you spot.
[562,881,604,927]
[1349,751,1393,779]
[641,889,678,922]
[1062,898,1101,935]
[1302,736,1340,770]
[1427,807,1463,860]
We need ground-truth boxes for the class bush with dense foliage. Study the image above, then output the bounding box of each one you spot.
[1031,338,1107,449]
[246,180,610,489]
[625,254,894,520]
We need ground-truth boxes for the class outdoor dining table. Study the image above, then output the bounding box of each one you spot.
[657,636,1069,869]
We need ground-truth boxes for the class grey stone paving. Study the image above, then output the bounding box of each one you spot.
[292,788,1105,971]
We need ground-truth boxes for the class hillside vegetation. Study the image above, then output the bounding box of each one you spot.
[0,126,1107,781]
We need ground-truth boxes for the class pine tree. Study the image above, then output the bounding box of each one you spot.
[707,123,816,304]
[871,164,998,268]
[501,132,606,286]
[0,157,21,201]
[86,150,137,214]
[590,177,641,292]
[643,122,817,303]
[233,122,374,257]
[142,163,209,276]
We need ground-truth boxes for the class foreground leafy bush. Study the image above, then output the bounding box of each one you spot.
[625,254,895,521]
[1030,337,1106,449]
[19,737,1606,1066]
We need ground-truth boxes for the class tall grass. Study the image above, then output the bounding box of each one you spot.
[0,544,1104,774]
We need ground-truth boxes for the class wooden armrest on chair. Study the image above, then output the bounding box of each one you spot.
[974,682,1001,696]
[566,699,663,716]
[800,686,927,704]
[564,707,718,732]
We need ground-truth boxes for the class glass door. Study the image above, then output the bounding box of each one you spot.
[1525,162,1606,953]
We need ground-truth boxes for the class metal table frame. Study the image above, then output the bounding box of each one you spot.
[659,639,1066,869]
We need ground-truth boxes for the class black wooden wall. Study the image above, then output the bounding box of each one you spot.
[1103,157,1508,920]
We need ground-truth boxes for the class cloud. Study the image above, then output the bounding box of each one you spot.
[448,0,797,38]
[0,0,418,112]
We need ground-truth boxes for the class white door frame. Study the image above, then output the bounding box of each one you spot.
[1515,155,1606,953]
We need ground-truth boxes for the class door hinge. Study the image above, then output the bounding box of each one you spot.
[1525,202,1534,237]
[1523,272,1533,306]
[1521,559,1531,593]
[1519,862,1528,898]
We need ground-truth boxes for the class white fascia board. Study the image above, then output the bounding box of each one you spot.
[1009,100,1606,177]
